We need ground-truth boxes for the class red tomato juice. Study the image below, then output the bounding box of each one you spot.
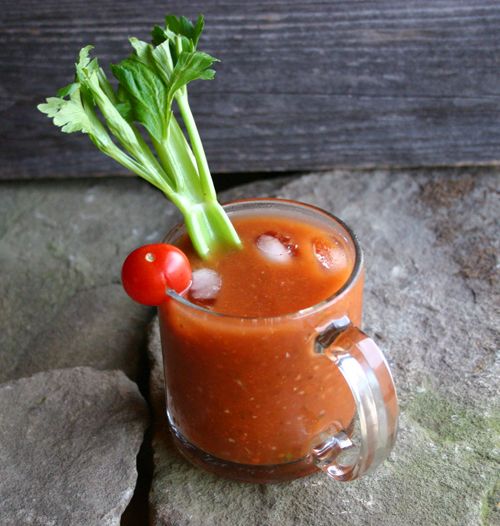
[159,208,363,468]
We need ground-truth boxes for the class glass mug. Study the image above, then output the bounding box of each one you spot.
[158,199,398,483]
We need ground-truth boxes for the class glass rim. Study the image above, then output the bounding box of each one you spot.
[164,198,364,321]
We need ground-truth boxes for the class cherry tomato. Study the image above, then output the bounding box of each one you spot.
[121,244,192,306]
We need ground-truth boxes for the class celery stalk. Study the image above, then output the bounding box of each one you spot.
[37,15,242,259]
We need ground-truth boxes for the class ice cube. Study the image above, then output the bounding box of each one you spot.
[312,237,348,271]
[256,231,298,263]
[189,268,222,301]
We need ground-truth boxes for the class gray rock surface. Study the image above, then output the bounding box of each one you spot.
[0,366,149,526]
[0,178,174,382]
[148,168,499,526]
[11,284,148,380]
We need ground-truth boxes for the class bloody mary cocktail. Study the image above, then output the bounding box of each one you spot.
[159,199,369,482]
[39,13,397,485]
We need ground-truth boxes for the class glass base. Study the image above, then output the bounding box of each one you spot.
[168,420,318,484]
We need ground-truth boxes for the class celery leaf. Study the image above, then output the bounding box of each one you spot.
[37,90,92,134]
[165,14,205,48]
[111,58,167,141]
[168,51,218,97]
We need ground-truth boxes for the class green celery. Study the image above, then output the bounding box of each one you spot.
[38,15,241,259]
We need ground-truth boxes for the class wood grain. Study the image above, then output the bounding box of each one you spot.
[1,1,500,178]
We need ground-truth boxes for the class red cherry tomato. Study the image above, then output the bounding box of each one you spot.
[121,244,192,306]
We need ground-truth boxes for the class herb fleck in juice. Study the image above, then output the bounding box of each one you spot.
[159,206,363,467]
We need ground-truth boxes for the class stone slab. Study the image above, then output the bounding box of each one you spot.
[10,284,148,380]
[0,178,181,382]
[148,168,500,526]
[0,366,149,525]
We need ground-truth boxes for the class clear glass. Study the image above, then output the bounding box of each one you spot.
[158,199,398,483]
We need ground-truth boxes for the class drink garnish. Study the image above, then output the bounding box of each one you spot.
[121,243,192,305]
[38,14,241,259]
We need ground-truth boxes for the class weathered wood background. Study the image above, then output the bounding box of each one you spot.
[1,1,500,179]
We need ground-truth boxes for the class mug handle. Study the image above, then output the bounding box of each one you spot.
[312,316,399,481]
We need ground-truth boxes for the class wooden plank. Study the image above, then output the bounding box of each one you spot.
[1,0,500,179]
